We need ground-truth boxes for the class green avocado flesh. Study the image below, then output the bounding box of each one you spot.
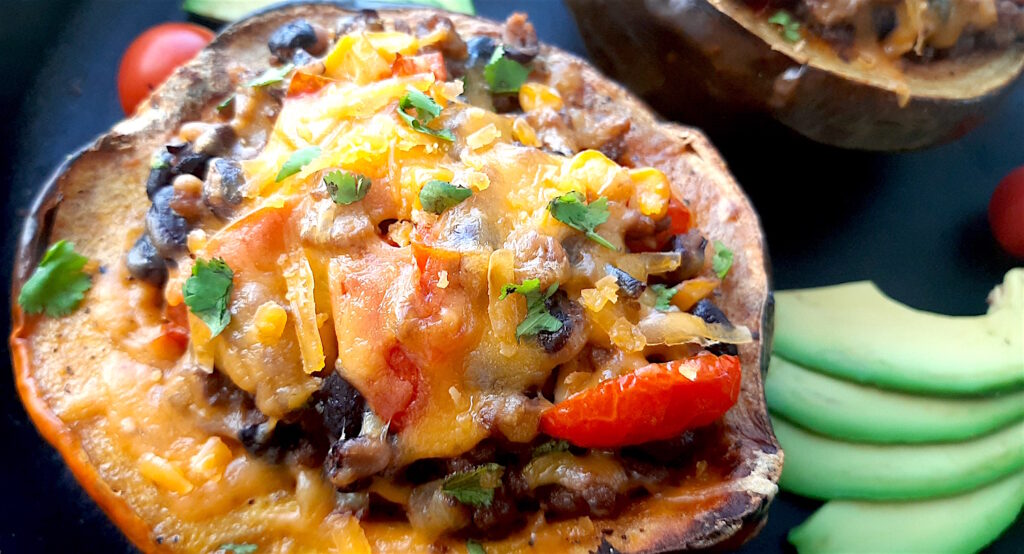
[766,356,1024,443]
[788,471,1024,554]
[774,269,1024,394]
[183,0,476,23]
[773,415,1024,500]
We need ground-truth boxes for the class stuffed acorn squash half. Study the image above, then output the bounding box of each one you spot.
[567,0,1024,151]
[11,5,780,553]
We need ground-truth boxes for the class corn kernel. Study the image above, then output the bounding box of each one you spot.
[254,301,288,345]
[519,82,564,112]
[466,123,501,151]
[512,117,539,147]
[139,453,194,494]
[609,317,647,352]
[186,229,208,254]
[629,167,671,218]
[189,437,233,482]
[566,150,630,200]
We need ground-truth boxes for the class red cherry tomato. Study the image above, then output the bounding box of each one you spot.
[117,23,214,114]
[539,352,742,448]
[989,166,1024,258]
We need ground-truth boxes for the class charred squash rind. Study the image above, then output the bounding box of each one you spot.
[9,4,780,553]
[566,0,1024,151]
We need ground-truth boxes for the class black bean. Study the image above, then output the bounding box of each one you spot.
[145,150,174,199]
[337,10,384,35]
[193,124,235,157]
[692,299,739,356]
[146,187,189,257]
[604,264,645,298]
[537,290,583,353]
[324,436,393,489]
[125,233,167,286]
[665,229,707,283]
[872,6,898,39]
[171,145,209,180]
[268,20,318,60]
[466,36,497,67]
[313,372,365,442]
[691,299,732,327]
[469,482,525,538]
[202,158,245,218]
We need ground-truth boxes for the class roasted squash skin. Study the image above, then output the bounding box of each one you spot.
[10,4,780,553]
[566,0,1024,151]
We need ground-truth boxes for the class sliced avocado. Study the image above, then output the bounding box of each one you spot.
[789,471,1024,554]
[773,415,1024,500]
[183,0,476,24]
[774,269,1024,395]
[766,356,1024,443]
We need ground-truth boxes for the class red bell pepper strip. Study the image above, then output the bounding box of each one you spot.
[539,352,741,448]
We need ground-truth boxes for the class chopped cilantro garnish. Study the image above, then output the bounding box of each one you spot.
[398,88,455,141]
[17,240,92,318]
[768,10,802,43]
[275,146,321,182]
[442,463,505,507]
[499,278,563,340]
[247,63,294,87]
[548,192,617,250]
[651,284,678,312]
[183,258,234,337]
[216,94,235,112]
[532,439,570,458]
[466,539,486,554]
[712,241,734,280]
[484,46,530,94]
[324,170,371,205]
[218,544,257,554]
[419,180,472,214]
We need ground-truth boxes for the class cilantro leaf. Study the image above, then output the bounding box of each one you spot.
[247,63,295,87]
[712,240,734,280]
[183,258,234,337]
[398,88,455,141]
[17,240,92,318]
[484,46,530,94]
[548,192,617,250]
[767,10,802,43]
[651,284,678,312]
[216,94,235,112]
[324,170,371,205]
[499,278,563,340]
[275,146,321,182]
[218,545,257,554]
[467,540,486,554]
[442,463,505,507]
[419,180,472,214]
[532,439,570,458]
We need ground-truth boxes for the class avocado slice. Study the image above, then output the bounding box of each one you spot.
[774,269,1024,395]
[773,415,1024,500]
[766,356,1024,443]
[183,0,476,23]
[788,471,1024,553]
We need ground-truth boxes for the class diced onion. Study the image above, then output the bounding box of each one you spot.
[637,311,752,346]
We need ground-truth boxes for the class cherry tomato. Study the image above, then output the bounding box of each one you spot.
[990,166,1024,258]
[539,352,741,448]
[118,23,214,114]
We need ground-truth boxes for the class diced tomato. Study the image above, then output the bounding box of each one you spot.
[626,198,693,252]
[381,345,422,430]
[287,70,334,97]
[539,352,741,448]
[391,52,447,82]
